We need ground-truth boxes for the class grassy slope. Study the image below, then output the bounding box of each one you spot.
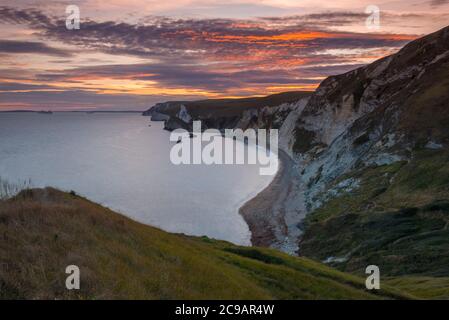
[300,149,449,298]
[0,188,407,300]
[184,91,312,117]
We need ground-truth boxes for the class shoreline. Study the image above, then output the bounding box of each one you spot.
[239,150,296,248]
[148,115,296,248]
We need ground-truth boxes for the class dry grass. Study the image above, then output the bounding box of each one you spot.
[0,177,31,200]
[0,188,409,300]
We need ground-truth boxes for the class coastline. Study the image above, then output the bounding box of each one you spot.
[239,150,296,248]
[147,113,300,249]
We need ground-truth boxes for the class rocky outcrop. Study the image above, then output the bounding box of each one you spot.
[143,101,182,122]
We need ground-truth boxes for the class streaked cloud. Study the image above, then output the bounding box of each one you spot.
[0,2,448,110]
[0,40,71,57]
[430,0,449,7]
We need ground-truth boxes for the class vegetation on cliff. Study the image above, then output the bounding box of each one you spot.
[300,148,449,298]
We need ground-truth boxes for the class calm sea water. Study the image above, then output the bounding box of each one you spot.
[0,113,275,245]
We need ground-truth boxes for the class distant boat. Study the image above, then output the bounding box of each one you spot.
[37,110,53,114]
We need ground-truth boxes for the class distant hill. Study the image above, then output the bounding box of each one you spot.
[0,110,39,113]
[143,91,311,117]
[142,91,312,131]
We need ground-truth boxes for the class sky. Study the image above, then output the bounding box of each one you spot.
[0,0,448,111]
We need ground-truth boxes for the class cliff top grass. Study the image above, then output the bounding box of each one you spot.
[149,91,312,118]
[0,188,407,300]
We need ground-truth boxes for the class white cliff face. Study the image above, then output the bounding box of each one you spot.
[146,102,179,121]
[178,105,192,123]
[235,109,258,129]
[234,99,309,139]
[278,94,405,251]
[278,98,308,157]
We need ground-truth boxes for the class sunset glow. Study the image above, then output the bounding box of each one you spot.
[0,0,448,110]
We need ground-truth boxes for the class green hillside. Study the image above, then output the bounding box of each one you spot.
[300,148,449,298]
[0,188,407,300]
